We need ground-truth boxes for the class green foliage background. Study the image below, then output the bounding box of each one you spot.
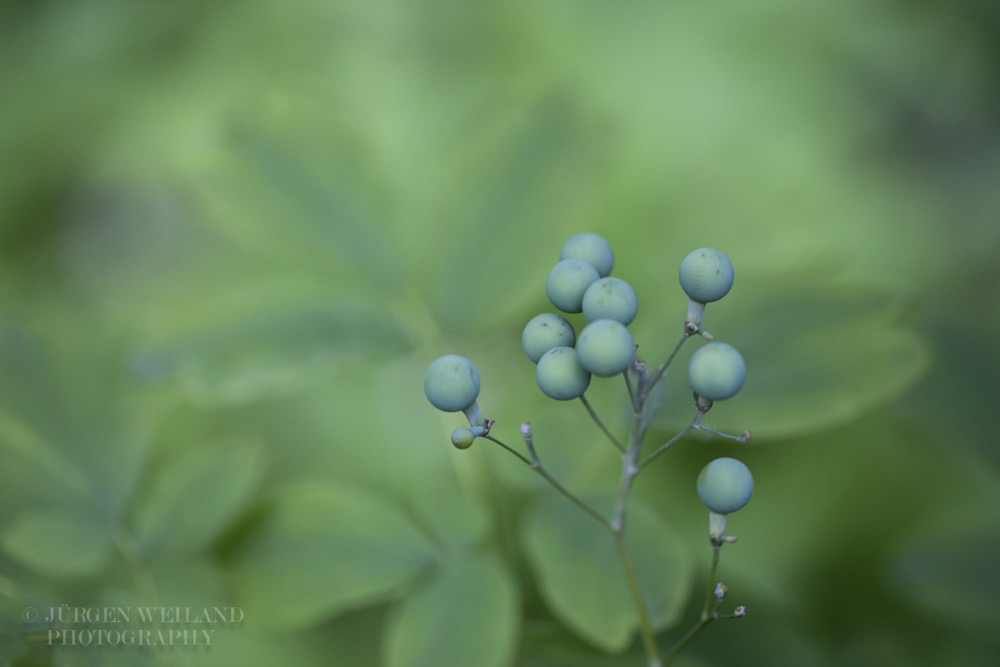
[1,2,998,666]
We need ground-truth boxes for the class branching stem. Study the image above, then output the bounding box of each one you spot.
[477,317,743,667]
[638,416,700,471]
[484,435,610,530]
[616,531,662,667]
[663,545,723,664]
[579,394,625,454]
[642,332,690,401]
[609,407,664,667]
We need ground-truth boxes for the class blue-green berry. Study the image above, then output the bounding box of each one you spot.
[679,248,734,303]
[451,427,476,449]
[697,457,754,514]
[576,319,635,377]
[582,277,638,325]
[522,313,576,363]
[546,259,600,313]
[688,342,746,401]
[536,346,591,400]
[423,354,481,412]
[560,232,615,277]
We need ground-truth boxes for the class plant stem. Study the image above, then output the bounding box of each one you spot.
[638,416,700,471]
[663,544,722,664]
[694,423,751,442]
[484,435,610,530]
[611,413,641,532]
[642,332,690,401]
[624,369,639,410]
[703,545,722,617]
[615,531,662,667]
[579,394,625,454]
[484,434,532,466]
[610,410,664,667]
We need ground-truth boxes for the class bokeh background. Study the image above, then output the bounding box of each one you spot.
[1,2,998,666]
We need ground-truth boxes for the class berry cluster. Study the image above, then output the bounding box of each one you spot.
[527,233,639,399]
[422,233,757,665]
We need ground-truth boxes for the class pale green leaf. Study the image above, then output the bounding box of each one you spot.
[891,517,1000,634]
[132,283,411,406]
[229,482,437,630]
[647,271,931,440]
[133,444,264,557]
[384,553,519,667]
[191,126,399,288]
[1,508,112,578]
[521,495,692,653]
[405,479,491,555]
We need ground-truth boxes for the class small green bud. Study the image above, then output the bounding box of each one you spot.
[451,427,476,449]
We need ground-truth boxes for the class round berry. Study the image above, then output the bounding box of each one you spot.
[451,427,476,449]
[522,313,576,363]
[423,355,481,412]
[576,319,635,377]
[697,457,754,514]
[546,259,600,313]
[679,248,734,303]
[688,342,746,401]
[582,277,638,325]
[560,232,615,277]
[536,346,591,400]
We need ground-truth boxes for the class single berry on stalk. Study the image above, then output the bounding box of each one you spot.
[423,354,481,412]
[679,248,734,304]
[688,342,746,401]
[697,457,754,514]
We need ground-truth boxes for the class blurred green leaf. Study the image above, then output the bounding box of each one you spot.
[132,443,264,557]
[229,482,437,631]
[521,495,692,653]
[132,283,412,406]
[1,508,112,578]
[0,599,29,667]
[0,1,996,665]
[0,410,93,503]
[650,271,931,439]
[190,123,400,288]
[517,616,659,667]
[405,476,491,555]
[890,516,1000,634]
[417,95,604,339]
[384,553,519,667]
